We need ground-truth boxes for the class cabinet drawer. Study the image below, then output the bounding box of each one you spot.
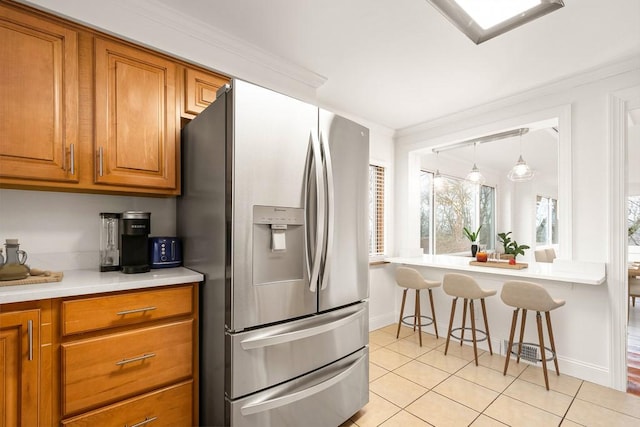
[62,320,193,416]
[62,380,193,427]
[61,285,193,335]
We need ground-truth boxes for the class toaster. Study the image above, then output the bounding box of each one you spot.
[149,237,182,268]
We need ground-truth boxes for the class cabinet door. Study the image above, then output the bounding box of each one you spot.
[0,309,40,426]
[183,68,228,118]
[94,38,177,190]
[0,5,78,182]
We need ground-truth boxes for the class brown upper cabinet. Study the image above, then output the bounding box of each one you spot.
[182,67,228,119]
[94,37,177,191]
[0,4,79,183]
[0,2,229,196]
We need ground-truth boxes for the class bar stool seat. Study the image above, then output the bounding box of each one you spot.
[443,273,496,365]
[501,280,565,390]
[395,267,441,346]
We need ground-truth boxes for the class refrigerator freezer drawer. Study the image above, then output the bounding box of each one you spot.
[229,348,368,427]
[228,301,368,399]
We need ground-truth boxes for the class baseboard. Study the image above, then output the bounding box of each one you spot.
[369,312,396,332]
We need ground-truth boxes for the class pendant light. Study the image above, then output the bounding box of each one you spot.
[433,152,446,190]
[507,130,535,182]
[465,142,485,185]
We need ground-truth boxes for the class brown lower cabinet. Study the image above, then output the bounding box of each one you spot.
[61,380,193,427]
[0,283,198,426]
[0,300,53,427]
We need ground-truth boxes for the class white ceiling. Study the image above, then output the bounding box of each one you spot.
[155,0,640,131]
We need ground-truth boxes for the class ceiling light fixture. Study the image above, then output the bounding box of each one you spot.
[465,142,485,185]
[433,152,446,190]
[432,128,529,154]
[426,0,565,44]
[507,129,535,182]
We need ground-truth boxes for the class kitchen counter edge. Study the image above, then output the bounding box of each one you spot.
[0,267,204,304]
[385,255,606,286]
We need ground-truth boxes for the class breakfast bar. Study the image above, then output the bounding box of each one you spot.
[384,254,609,385]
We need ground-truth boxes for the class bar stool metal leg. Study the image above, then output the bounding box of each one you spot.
[445,297,458,355]
[428,289,439,339]
[545,311,560,376]
[504,308,519,375]
[396,289,408,339]
[480,298,493,355]
[536,311,550,390]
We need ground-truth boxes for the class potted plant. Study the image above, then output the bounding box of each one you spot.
[497,232,530,263]
[463,225,482,257]
[497,232,513,259]
[507,240,530,265]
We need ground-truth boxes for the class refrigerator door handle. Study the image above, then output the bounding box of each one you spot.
[319,132,334,291]
[239,352,367,415]
[239,306,366,350]
[305,131,325,293]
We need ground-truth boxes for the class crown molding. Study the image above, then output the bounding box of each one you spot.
[17,0,327,91]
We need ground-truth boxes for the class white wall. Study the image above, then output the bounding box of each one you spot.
[0,189,176,270]
[390,59,640,388]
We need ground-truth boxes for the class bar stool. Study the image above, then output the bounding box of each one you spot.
[501,280,565,390]
[443,273,496,365]
[395,267,441,346]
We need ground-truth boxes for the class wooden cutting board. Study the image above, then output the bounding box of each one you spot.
[0,272,63,286]
[469,261,528,270]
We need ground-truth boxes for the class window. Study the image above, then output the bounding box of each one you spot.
[536,195,558,246]
[420,171,495,254]
[629,195,640,246]
[369,164,385,256]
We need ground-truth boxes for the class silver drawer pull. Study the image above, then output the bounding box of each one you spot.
[115,353,156,366]
[126,416,158,427]
[28,319,33,361]
[116,306,157,316]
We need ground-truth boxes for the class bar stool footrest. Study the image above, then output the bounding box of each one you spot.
[449,327,488,343]
[401,315,434,328]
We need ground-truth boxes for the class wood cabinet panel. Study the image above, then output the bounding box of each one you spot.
[94,37,177,190]
[61,285,193,336]
[0,309,40,426]
[61,319,193,416]
[0,5,78,182]
[61,380,193,427]
[183,67,228,118]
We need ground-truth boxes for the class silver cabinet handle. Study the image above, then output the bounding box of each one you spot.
[115,353,156,366]
[116,306,157,316]
[98,146,104,176]
[319,132,334,291]
[240,353,366,415]
[240,307,366,350]
[27,319,33,361]
[126,416,158,427]
[70,143,75,175]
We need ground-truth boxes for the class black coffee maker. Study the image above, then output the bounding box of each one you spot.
[120,211,151,274]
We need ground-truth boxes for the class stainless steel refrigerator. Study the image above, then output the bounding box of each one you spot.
[177,79,370,427]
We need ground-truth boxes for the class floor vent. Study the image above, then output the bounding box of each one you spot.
[503,340,539,363]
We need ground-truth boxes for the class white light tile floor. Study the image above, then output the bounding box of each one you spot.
[343,324,640,427]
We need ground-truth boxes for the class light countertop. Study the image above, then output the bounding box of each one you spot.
[385,255,606,285]
[0,267,204,304]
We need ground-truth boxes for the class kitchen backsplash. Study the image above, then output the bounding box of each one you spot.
[0,189,176,270]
